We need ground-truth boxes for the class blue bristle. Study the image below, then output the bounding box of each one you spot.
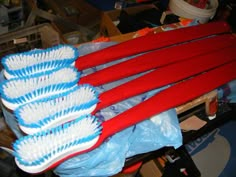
[2,44,79,79]
[13,115,102,166]
[1,67,80,108]
[15,84,98,130]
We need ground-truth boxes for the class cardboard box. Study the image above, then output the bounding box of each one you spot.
[112,173,137,177]
[100,4,158,37]
[139,160,163,177]
[43,0,101,28]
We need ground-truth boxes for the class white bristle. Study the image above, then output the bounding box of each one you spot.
[2,45,78,79]
[14,115,101,173]
[17,117,98,161]
[5,46,76,71]
[3,68,77,98]
[1,67,80,110]
[16,85,98,134]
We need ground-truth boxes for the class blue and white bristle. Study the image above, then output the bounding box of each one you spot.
[0,66,80,110]
[15,84,99,134]
[13,114,102,173]
[0,44,101,173]
[2,45,79,79]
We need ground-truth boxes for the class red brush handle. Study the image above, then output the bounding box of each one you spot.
[98,61,236,145]
[79,34,236,86]
[48,59,236,172]
[93,45,236,112]
[48,57,236,172]
[75,21,231,70]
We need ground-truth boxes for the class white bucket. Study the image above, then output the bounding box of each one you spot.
[169,0,219,24]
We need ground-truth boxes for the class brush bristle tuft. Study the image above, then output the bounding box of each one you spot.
[2,45,79,79]
[13,115,102,168]
[0,67,80,110]
[15,84,99,134]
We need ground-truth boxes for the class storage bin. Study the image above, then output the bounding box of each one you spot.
[169,0,218,24]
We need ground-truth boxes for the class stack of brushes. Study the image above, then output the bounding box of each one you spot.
[0,21,235,174]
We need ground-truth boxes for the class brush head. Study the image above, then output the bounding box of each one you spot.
[15,84,99,134]
[0,67,80,111]
[2,45,79,79]
[13,114,102,173]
